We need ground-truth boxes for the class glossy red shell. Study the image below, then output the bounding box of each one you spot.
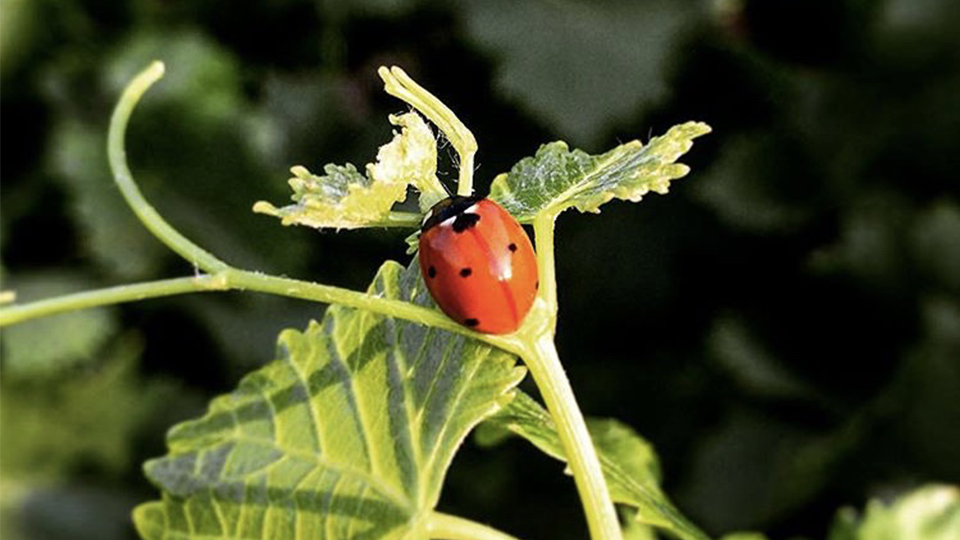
[418,197,538,334]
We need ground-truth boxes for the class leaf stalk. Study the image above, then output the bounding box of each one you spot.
[515,333,622,540]
[532,212,560,323]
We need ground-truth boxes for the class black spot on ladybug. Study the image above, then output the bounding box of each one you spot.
[452,212,481,233]
[508,243,518,252]
[460,267,472,277]
[428,266,437,278]
[464,318,480,327]
[535,280,540,290]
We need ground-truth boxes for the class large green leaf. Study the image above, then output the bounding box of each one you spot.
[489,121,710,222]
[134,261,526,540]
[480,391,710,540]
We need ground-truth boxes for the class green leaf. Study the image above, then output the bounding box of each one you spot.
[489,121,711,222]
[621,508,658,540]
[708,314,819,401]
[480,391,709,540]
[691,132,813,234]
[369,114,445,214]
[808,191,913,289]
[134,261,526,540]
[254,112,438,229]
[460,0,697,146]
[404,230,421,255]
[913,200,960,292]
[587,418,662,489]
[0,0,41,77]
[1,271,116,376]
[0,334,158,481]
[827,485,960,540]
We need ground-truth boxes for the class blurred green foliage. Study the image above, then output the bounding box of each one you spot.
[2,272,117,376]
[2,0,958,539]
[827,484,960,540]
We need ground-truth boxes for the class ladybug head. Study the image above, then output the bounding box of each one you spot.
[421,195,483,232]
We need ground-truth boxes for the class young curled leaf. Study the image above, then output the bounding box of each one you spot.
[253,112,442,229]
[370,112,447,213]
[489,121,711,222]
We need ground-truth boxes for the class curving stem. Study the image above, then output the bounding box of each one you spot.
[107,61,228,274]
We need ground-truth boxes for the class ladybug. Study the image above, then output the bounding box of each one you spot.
[418,196,539,334]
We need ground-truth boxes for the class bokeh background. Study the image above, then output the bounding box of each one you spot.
[2,0,959,539]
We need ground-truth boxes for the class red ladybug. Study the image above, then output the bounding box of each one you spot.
[418,196,539,334]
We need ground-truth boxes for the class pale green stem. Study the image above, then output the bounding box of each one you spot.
[222,269,482,341]
[107,61,227,274]
[426,512,522,540]
[0,276,227,326]
[516,210,621,540]
[456,151,476,198]
[519,334,622,540]
[0,268,516,350]
[378,66,478,197]
[370,211,424,228]
[532,212,559,320]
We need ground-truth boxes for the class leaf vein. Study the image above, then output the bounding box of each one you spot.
[324,316,374,473]
[286,345,324,454]
[210,434,409,510]
[421,344,490,482]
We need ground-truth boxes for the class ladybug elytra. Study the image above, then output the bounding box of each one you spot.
[418,196,538,334]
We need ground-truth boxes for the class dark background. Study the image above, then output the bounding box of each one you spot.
[2,1,959,539]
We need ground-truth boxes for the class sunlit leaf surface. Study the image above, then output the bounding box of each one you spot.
[135,261,525,540]
[489,122,710,221]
